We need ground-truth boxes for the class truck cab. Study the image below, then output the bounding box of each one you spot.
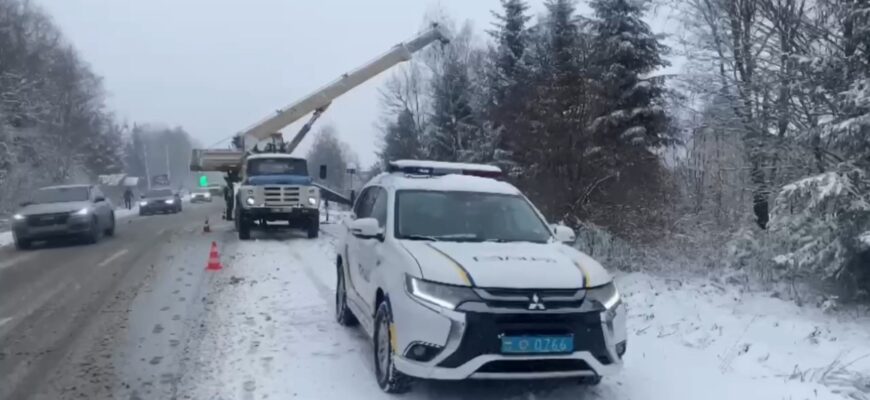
[234,154,321,240]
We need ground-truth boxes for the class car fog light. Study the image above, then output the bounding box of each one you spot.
[404,342,443,362]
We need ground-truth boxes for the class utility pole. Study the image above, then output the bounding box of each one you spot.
[165,145,172,185]
[143,143,151,191]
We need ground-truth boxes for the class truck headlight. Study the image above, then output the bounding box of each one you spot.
[308,197,317,206]
[405,275,479,310]
[13,213,25,221]
[246,197,255,206]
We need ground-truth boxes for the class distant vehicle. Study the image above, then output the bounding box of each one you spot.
[190,189,213,203]
[206,184,223,197]
[335,160,626,393]
[11,184,116,250]
[139,188,182,215]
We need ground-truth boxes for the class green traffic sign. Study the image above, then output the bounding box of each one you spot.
[199,175,208,187]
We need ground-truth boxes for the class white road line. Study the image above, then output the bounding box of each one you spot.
[97,249,129,268]
[0,317,12,328]
[0,252,36,272]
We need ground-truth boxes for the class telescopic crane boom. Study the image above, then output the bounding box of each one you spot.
[192,23,448,173]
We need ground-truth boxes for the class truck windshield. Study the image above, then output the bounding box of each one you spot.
[32,187,89,204]
[248,158,308,176]
[395,190,552,243]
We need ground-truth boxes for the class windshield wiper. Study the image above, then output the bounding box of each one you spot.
[404,235,439,242]
[435,233,483,242]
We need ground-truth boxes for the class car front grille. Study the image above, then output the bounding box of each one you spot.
[263,186,301,206]
[27,213,70,227]
[473,288,586,310]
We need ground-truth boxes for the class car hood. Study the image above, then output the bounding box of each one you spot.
[18,201,91,216]
[400,241,612,289]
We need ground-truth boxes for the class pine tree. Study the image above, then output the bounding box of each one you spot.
[588,0,670,148]
[428,56,477,162]
[379,109,422,164]
[488,0,531,106]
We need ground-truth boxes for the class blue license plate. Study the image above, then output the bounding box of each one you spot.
[500,335,574,354]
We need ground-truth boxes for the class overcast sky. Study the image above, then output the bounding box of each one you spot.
[35,0,675,168]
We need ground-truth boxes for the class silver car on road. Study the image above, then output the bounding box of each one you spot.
[11,185,116,250]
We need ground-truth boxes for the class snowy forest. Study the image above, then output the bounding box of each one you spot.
[0,0,197,214]
[377,0,870,299]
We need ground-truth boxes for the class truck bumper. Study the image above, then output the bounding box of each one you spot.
[240,206,318,224]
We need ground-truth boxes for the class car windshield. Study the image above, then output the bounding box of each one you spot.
[395,190,551,243]
[31,187,89,204]
[248,158,308,176]
[144,189,173,198]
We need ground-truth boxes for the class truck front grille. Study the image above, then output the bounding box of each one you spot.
[263,186,301,206]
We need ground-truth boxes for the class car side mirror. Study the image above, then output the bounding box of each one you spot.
[319,165,327,180]
[350,218,383,240]
[95,196,106,203]
[552,224,576,244]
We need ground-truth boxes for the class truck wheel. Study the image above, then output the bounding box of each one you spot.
[307,217,320,239]
[237,209,252,240]
[14,236,31,250]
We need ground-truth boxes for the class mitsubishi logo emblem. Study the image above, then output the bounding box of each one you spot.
[528,293,546,310]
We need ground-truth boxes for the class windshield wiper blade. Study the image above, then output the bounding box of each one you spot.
[404,235,439,242]
[435,234,483,242]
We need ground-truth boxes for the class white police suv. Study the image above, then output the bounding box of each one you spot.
[335,160,626,393]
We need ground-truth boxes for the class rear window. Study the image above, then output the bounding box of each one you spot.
[32,187,89,204]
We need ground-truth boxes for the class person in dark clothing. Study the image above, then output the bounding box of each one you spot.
[123,188,134,210]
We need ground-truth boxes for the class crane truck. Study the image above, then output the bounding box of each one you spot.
[190,24,449,240]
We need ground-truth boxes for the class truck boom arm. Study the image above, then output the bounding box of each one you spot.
[240,24,448,150]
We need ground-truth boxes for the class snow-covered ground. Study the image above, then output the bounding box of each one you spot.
[178,224,870,400]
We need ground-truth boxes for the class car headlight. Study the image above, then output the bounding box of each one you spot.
[139,201,148,206]
[405,275,479,310]
[246,197,255,206]
[204,193,211,198]
[74,208,90,216]
[587,282,621,320]
[308,197,317,206]
[165,199,175,204]
[12,213,25,221]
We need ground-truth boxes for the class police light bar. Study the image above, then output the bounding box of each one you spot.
[387,160,502,178]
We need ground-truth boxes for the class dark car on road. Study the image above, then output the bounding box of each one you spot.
[11,185,116,250]
[139,188,182,215]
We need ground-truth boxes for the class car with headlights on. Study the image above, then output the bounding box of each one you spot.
[334,160,627,393]
[139,188,182,215]
[190,189,213,203]
[11,184,116,249]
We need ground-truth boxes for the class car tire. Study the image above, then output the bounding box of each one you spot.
[335,260,358,327]
[85,217,101,244]
[105,213,116,237]
[373,299,411,394]
[578,376,602,386]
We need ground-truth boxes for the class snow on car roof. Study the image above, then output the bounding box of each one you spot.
[377,173,520,195]
[41,184,91,190]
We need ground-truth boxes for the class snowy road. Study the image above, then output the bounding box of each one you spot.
[1,206,869,400]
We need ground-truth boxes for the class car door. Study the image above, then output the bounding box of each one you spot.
[346,187,375,304]
[355,187,388,302]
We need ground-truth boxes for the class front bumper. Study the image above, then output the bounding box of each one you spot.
[239,206,318,221]
[391,293,626,380]
[13,214,92,240]
[140,202,177,213]
[191,196,212,203]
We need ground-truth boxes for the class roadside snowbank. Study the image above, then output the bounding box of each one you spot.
[180,226,870,400]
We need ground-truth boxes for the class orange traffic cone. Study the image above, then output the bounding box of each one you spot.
[206,241,222,271]
[203,218,211,233]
